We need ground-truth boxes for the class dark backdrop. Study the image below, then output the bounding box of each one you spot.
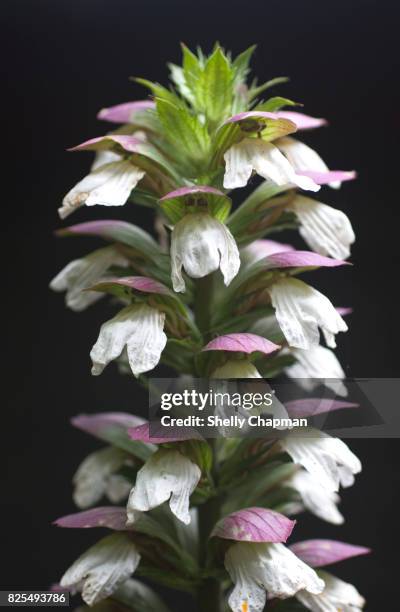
[2,0,400,609]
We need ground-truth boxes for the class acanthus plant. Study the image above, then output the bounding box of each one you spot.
[50,44,369,612]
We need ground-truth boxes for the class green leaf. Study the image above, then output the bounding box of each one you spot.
[99,425,155,462]
[222,461,297,513]
[134,77,182,107]
[197,47,234,125]
[135,565,199,594]
[114,578,172,612]
[58,220,162,263]
[227,182,293,237]
[249,76,290,99]
[156,98,210,173]
[256,96,299,112]
[232,45,257,83]
[181,44,203,94]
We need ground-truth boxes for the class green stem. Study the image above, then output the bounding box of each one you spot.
[194,276,222,611]
[194,274,214,342]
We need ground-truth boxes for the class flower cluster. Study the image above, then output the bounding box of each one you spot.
[51,45,368,611]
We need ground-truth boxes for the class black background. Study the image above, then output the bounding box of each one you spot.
[2,0,400,609]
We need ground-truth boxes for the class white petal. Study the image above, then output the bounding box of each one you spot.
[278,137,328,172]
[297,571,365,611]
[106,474,133,504]
[91,149,121,171]
[90,304,167,377]
[292,195,355,259]
[223,140,255,189]
[278,137,340,189]
[50,246,126,312]
[282,429,361,492]
[211,359,262,379]
[127,449,201,524]
[59,161,145,219]
[289,470,344,525]
[286,345,348,397]
[224,138,319,192]
[225,542,324,612]
[73,447,127,509]
[269,278,348,350]
[60,533,140,606]
[171,213,240,292]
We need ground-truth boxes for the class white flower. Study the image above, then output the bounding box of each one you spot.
[281,428,361,493]
[277,137,340,188]
[171,213,240,292]
[59,160,145,219]
[291,195,355,259]
[90,304,167,377]
[73,446,130,509]
[50,246,127,312]
[223,138,320,191]
[211,359,262,379]
[286,345,348,397]
[91,149,121,171]
[60,533,140,606]
[288,469,344,525]
[269,278,348,350]
[225,542,325,612]
[297,570,365,611]
[126,449,201,525]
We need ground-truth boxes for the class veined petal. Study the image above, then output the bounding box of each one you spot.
[97,100,155,123]
[225,542,324,612]
[59,161,145,219]
[290,539,370,568]
[128,422,203,444]
[288,470,344,525]
[299,170,357,187]
[281,429,361,492]
[211,359,262,379]
[223,139,319,191]
[60,533,140,606]
[285,398,357,419]
[291,195,355,259]
[286,345,348,397]
[269,278,348,350]
[242,239,294,263]
[49,246,127,312]
[276,112,327,130]
[203,333,280,355]
[126,449,201,524]
[90,304,167,377]
[297,571,365,612]
[54,507,128,531]
[278,137,328,174]
[72,447,128,509]
[212,507,295,543]
[171,213,240,292]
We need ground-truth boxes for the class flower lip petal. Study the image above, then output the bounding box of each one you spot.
[276,111,328,130]
[88,275,169,296]
[212,507,296,543]
[128,422,204,444]
[264,250,349,269]
[298,170,357,185]
[68,134,144,154]
[289,539,371,568]
[285,398,358,419]
[97,100,155,123]
[54,507,127,531]
[71,412,145,438]
[159,185,225,201]
[202,333,280,355]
